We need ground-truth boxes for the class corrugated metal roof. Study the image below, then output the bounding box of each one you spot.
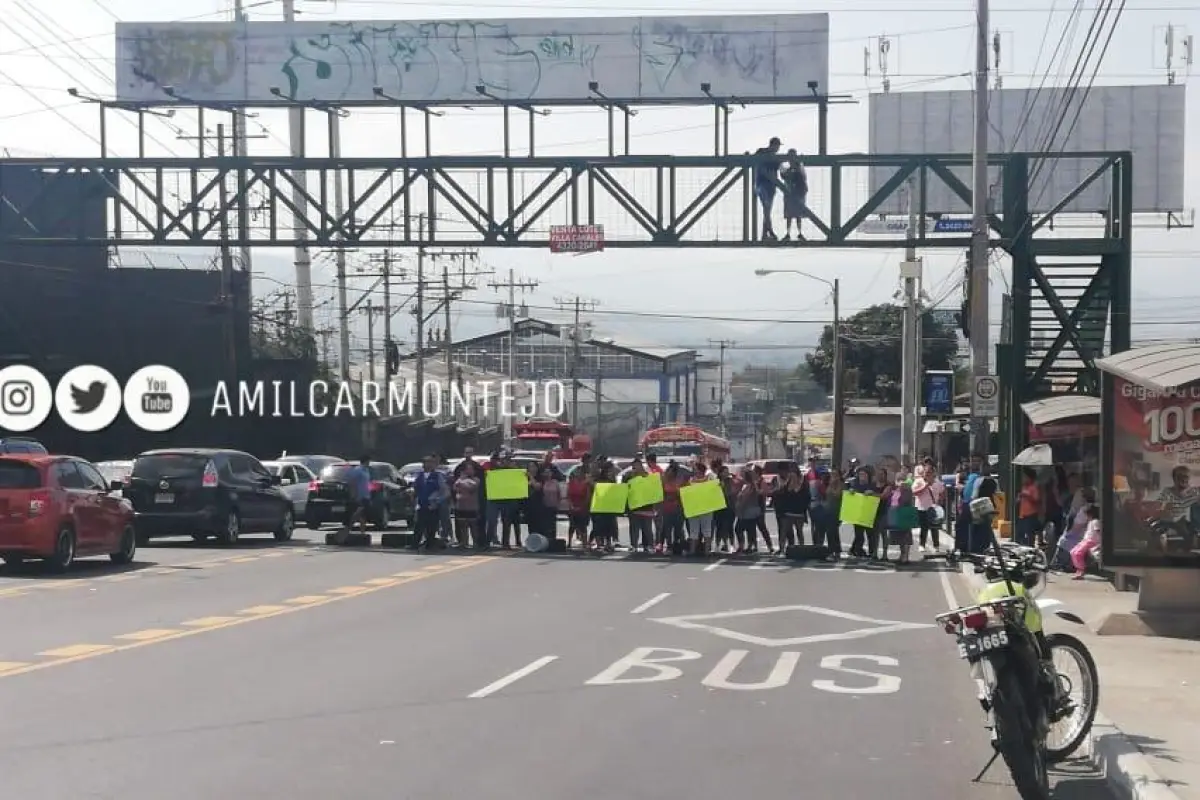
[1095,344,1200,390]
[1020,395,1101,425]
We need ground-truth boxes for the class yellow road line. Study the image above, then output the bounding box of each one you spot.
[284,595,327,604]
[182,616,240,627]
[0,549,308,600]
[114,629,180,642]
[38,644,114,658]
[0,557,494,679]
[0,661,31,673]
[362,577,400,586]
[238,605,288,615]
[328,586,370,595]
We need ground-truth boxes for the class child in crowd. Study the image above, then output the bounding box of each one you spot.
[1070,504,1101,579]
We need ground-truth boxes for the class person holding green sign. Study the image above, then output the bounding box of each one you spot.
[589,461,620,553]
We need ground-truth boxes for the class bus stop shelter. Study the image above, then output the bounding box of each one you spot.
[1097,344,1200,632]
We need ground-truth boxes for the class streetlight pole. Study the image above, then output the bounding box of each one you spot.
[754,269,842,467]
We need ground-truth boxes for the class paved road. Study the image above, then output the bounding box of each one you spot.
[0,524,1117,799]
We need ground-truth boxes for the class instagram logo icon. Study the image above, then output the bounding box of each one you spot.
[0,365,53,432]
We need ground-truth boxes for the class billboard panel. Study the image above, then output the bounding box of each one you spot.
[115,15,829,106]
[1108,377,1200,568]
[867,85,1185,214]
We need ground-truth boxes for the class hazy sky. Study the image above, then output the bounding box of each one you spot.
[1,0,1197,363]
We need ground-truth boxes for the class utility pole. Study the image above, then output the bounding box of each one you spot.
[442,266,453,370]
[330,112,351,381]
[216,124,237,376]
[415,215,426,394]
[969,0,992,456]
[900,178,923,466]
[594,373,603,451]
[361,303,386,383]
[489,270,539,441]
[555,295,598,424]
[316,326,334,370]
[281,0,314,334]
[709,339,734,437]
[231,0,252,290]
[830,280,844,469]
[382,250,393,377]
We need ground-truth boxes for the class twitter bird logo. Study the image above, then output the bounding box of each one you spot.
[70,381,107,414]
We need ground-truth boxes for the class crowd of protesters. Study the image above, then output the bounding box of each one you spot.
[400,448,989,567]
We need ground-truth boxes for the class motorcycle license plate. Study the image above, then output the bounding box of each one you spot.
[957,629,1009,659]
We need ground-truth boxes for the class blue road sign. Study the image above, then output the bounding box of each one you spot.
[925,372,954,415]
[933,218,972,233]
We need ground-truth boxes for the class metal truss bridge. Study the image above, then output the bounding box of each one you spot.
[0,149,1133,469]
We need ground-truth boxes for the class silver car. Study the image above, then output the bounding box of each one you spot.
[262,460,316,515]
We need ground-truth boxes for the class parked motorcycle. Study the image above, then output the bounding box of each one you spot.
[936,497,1100,800]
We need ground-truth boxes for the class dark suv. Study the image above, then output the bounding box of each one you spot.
[124,448,294,545]
[305,461,413,530]
[0,437,47,455]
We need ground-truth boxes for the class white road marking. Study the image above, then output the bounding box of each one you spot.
[939,560,961,611]
[703,558,728,572]
[651,604,934,647]
[468,656,558,698]
[630,593,670,614]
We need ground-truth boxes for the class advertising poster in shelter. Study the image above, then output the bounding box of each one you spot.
[1108,377,1200,566]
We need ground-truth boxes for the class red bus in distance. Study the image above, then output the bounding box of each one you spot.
[639,425,731,464]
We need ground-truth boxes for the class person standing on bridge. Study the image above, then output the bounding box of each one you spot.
[781,149,808,240]
[753,137,783,241]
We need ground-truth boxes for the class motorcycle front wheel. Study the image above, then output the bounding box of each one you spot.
[1045,632,1100,762]
[994,668,1051,800]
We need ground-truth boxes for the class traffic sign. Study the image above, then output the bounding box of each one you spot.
[972,375,1000,417]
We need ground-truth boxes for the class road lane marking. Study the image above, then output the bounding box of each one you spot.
[328,586,370,595]
[182,616,241,627]
[0,549,310,599]
[238,605,288,615]
[38,644,114,658]
[392,571,421,578]
[630,593,671,614]
[284,595,328,604]
[703,558,727,572]
[0,557,494,680]
[115,629,181,641]
[468,656,558,698]
[363,578,401,586]
[939,561,961,610]
[0,661,31,673]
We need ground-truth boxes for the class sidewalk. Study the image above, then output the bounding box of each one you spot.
[959,567,1199,800]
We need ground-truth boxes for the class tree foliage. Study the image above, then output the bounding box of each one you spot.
[805,303,959,405]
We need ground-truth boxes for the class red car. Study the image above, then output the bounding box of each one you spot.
[0,454,136,571]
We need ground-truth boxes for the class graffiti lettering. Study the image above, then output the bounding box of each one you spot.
[279,20,554,102]
[128,29,238,91]
[641,21,772,92]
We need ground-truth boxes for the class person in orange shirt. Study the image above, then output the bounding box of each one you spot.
[1016,467,1042,547]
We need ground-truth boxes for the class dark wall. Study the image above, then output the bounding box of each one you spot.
[0,165,498,464]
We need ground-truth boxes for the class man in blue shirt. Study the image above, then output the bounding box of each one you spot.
[336,455,372,544]
[411,454,446,550]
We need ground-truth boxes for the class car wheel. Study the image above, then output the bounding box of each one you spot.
[373,504,390,531]
[110,524,137,565]
[219,511,241,546]
[274,507,295,542]
[48,526,76,572]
